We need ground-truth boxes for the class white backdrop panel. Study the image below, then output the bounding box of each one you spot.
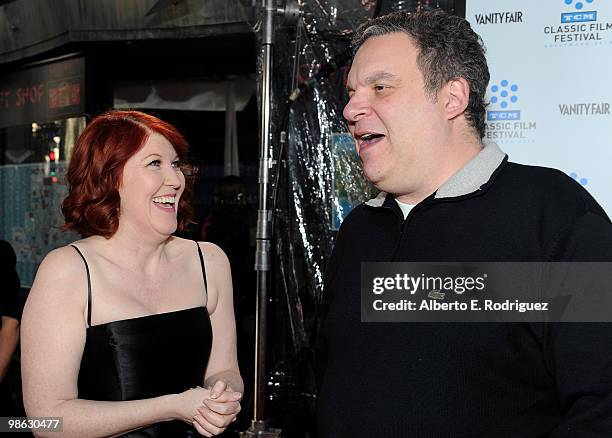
[466,0,612,215]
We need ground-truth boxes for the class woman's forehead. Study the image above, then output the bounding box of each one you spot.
[135,133,178,157]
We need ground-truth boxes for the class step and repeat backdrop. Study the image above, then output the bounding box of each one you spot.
[466,0,612,215]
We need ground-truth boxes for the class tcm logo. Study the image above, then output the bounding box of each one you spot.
[562,0,597,23]
[569,172,589,186]
[487,80,520,121]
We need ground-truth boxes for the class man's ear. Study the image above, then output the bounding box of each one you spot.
[444,77,470,120]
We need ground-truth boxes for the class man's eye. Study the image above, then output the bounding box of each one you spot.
[374,85,387,92]
[148,159,161,167]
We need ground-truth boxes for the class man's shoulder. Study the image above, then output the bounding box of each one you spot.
[503,161,577,188]
[332,201,387,251]
[338,201,378,229]
[499,161,607,220]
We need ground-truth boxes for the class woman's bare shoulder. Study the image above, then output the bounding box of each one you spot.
[168,237,229,267]
[29,243,91,303]
[38,244,87,278]
[196,241,230,267]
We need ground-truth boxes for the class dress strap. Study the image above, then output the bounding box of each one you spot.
[70,245,92,327]
[196,242,208,298]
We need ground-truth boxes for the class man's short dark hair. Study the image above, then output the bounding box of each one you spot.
[352,9,489,138]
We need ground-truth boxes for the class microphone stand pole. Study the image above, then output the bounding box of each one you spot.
[241,0,282,435]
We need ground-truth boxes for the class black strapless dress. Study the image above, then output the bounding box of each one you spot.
[72,243,213,437]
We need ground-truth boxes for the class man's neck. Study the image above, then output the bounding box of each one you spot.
[395,134,484,205]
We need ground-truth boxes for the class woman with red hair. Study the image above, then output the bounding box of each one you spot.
[21,110,243,437]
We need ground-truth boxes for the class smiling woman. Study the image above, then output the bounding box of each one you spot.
[20,110,243,438]
[61,111,193,239]
[118,133,187,238]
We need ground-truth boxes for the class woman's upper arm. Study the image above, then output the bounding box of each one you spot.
[199,242,239,378]
[21,246,88,415]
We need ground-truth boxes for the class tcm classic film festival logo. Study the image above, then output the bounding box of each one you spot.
[484,80,536,144]
[544,0,612,46]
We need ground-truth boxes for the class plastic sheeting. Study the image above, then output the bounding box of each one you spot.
[260,1,458,434]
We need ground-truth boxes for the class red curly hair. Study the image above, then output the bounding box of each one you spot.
[62,110,194,238]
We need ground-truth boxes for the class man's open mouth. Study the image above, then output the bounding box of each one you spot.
[358,132,385,147]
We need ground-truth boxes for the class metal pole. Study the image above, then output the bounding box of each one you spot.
[249,0,280,433]
[242,2,298,436]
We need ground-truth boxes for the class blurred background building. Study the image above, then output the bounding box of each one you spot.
[0,0,260,286]
[0,1,261,430]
